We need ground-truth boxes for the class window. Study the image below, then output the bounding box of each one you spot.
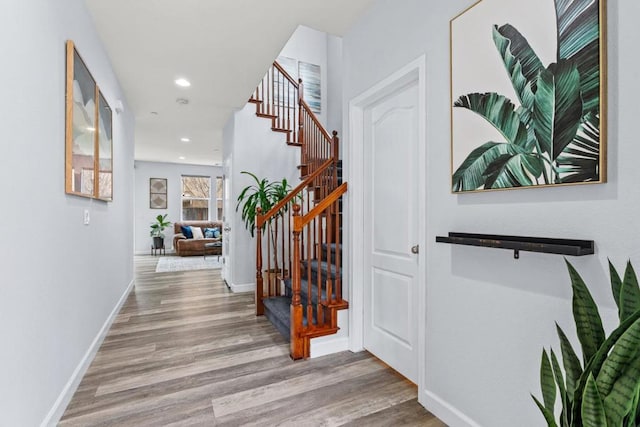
[181,175,210,220]
[216,176,223,221]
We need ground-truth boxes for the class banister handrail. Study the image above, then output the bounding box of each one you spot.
[273,61,299,88]
[293,182,348,231]
[300,100,333,141]
[257,157,335,228]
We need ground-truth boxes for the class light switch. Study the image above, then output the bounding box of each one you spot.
[84,209,90,225]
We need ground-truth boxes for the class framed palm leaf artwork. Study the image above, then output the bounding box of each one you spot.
[450,0,606,193]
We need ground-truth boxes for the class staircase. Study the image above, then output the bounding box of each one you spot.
[249,61,348,359]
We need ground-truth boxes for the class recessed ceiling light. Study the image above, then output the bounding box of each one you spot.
[180,137,190,142]
[178,156,186,160]
[175,78,191,87]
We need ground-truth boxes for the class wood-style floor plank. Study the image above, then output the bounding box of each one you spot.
[59,255,446,426]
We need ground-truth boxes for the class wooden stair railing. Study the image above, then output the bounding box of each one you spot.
[250,61,336,181]
[291,182,347,359]
[251,60,347,359]
[250,62,301,146]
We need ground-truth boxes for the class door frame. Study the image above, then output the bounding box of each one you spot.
[347,55,427,393]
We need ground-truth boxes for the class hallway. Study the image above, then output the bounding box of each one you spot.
[60,256,445,426]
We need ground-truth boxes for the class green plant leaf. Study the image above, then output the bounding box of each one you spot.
[482,152,543,189]
[533,394,560,427]
[533,61,583,162]
[603,354,640,427]
[582,373,607,427]
[565,260,605,365]
[492,24,543,123]
[557,112,600,183]
[541,349,558,411]
[554,0,601,113]
[453,142,521,191]
[609,260,623,319]
[557,323,583,399]
[550,349,570,427]
[625,389,640,427]
[454,92,529,147]
[571,310,640,424]
[597,316,640,396]
[620,261,640,322]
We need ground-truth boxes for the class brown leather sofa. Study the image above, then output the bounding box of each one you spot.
[172,221,223,257]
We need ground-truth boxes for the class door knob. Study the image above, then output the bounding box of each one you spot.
[223,226,231,231]
[411,245,419,254]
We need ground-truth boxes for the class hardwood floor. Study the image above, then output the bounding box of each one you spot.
[60,256,446,426]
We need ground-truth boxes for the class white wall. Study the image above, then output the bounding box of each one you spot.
[134,161,222,253]
[0,0,135,425]
[326,33,344,136]
[278,25,330,128]
[224,104,300,290]
[343,1,630,426]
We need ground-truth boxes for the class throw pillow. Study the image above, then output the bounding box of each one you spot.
[213,228,221,239]
[191,227,204,239]
[180,225,193,239]
[204,227,215,238]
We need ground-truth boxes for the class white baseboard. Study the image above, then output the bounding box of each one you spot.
[230,282,255,293]
[422,389,482,427]
[310,336,350,358]
[41,278,135,427]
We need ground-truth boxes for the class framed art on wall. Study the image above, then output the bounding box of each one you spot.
[299,61,321,114]
[65,40,113,200]
[450,0,606,193]
[150,178,168,209]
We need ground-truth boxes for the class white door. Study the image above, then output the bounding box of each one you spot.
[221,174,231,283]
[363,81,420,383]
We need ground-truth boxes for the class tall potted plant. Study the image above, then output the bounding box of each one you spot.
[533,260,640,426]
[236,172,293,288]
[149,214,172,249]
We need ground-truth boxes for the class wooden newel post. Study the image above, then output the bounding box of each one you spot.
[256,207,264,316]
[290,204,305,359]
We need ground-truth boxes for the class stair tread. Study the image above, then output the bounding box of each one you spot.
[256,112,278,119]
[302,259,339,280]
[263,295,314,330]
[284,277,338,305]
[271,127,292,133]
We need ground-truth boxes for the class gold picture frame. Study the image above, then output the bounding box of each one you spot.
[65,40,113,201]
[450,0,607,193]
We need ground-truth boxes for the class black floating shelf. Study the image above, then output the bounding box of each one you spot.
[435,232,594,259]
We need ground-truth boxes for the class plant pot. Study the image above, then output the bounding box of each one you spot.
[152,236,164,249]
[263,268,288,297]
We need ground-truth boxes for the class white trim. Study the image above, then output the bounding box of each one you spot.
[310,337,350,358]
[229,282,255,293]
[41,278,136,427]
[422,390,482,427]
[347,54,427,396]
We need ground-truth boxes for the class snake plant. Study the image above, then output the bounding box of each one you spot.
[453,0,602,191]
[533,260,640,426]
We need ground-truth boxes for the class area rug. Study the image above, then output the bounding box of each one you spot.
[155,256,222,273]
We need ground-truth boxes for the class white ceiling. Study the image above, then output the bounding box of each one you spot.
[85,0,373,166]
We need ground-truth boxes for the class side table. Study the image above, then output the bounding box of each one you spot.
[204,242,222,261]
